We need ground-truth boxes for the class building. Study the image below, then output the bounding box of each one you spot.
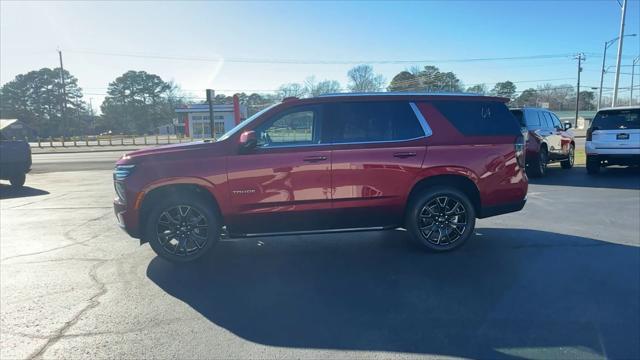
[174,103,247,139]
[0,119,37,140]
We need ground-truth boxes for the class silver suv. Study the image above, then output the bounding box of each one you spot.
[586,106,640,174]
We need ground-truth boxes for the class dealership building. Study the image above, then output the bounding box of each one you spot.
[174,103,248,139]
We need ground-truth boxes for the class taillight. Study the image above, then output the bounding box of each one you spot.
[586,127,596,141]
[515,134,525,168]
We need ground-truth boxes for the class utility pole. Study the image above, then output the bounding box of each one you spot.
[612,0,628,107]
[575,53,585,125]
[206,89,215,140]
[58,49,67,135]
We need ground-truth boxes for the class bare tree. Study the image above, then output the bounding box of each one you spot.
[304,76,342,97]
[277,83,306,99]
[347,64,386,92]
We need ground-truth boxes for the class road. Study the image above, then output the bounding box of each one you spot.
[1,160,638,359]
[31,151,125,173]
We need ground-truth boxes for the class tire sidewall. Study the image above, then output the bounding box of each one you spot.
[406,187,476,252]
[145,195,219,263]
[10,173,26,187]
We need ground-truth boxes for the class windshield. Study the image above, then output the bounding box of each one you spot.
[592,109,640,130]
[217,103,279,141]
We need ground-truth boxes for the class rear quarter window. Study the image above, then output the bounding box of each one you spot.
[591,109,640,130]
[434,100,521,136]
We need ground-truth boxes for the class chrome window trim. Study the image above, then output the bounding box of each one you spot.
[251,101,433,150]
[409,102,433,137]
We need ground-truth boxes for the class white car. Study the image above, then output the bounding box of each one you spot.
[586,106,640,174]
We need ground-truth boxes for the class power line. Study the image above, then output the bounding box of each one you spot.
[65,49,577,65]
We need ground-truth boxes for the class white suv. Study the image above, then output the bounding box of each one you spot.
[586,106,640,174]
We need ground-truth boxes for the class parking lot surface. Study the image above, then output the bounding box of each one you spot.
[1,160,639,359]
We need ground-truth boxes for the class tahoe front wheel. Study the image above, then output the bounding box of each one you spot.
[406,187,476,252]
[145,194,219,263]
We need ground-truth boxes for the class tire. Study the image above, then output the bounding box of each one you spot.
[405,186,476,252]
[145,194,219,263]
[9,173,25,188]
[586,155,601,175]
[560,144,575,169]
[528,147,548,178]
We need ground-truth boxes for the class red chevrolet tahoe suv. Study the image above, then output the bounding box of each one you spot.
[114,93,528,263]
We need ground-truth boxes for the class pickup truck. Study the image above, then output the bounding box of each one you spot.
[0,133,32,187]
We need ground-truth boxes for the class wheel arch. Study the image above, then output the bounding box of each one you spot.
[405,173,481,218]
[138,180,222,243]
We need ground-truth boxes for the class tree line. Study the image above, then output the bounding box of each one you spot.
[0,64,595,137]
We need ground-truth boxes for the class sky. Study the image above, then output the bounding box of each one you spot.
[1,0,639,112]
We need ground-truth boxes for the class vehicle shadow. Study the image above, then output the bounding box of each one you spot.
[0,183,49,199]
[530,165,640,190]
[147,229,639,359]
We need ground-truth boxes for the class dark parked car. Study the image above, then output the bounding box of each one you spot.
[510,108,575,177]
[114,93,528,263]
[0,132,32,187]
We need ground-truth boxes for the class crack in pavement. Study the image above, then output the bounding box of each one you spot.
[26,259,109,360]
[0,212,112,262]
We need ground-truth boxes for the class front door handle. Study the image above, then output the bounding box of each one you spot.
[393,152,417,158]
[303,155,327,162]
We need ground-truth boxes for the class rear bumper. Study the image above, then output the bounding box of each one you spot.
[587,154,640,166]
[478,199,527,219]
[586,141,640,155]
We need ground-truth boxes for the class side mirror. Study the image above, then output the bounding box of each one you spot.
[563,122,573,131]
[239,130,257,150]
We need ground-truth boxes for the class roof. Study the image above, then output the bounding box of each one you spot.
[0,119,18,131]
[299,92,509,103]
[596,105,640,111]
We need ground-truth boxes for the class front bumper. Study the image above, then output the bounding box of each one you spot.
[114,198,140,238]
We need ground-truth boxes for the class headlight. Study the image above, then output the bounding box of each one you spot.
[113,164,136,181]
[114,181,127,202]
[113,165,135,202]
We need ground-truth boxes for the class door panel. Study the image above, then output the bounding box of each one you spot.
[226,147,332,234]
[330,141,427,228]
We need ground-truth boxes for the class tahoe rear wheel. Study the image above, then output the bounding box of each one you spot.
[145,195,219,263]
[406,187,476,252]
[561,144,575,169]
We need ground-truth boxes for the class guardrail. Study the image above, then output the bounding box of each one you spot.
[19,134,202,148]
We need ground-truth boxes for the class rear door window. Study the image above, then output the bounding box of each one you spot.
[541,112,553,130]
[591,109,640,130]
[434,100,521,136]
[324,101,424,143]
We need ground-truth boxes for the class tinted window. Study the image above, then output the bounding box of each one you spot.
[255,108,318,147]
[549,112,562,129]
[434,100,521,136]
[526,111,542,128]
[541,112,553,130]
[510,110,525,127]
[325,101,424,143]
[591,109,640,130]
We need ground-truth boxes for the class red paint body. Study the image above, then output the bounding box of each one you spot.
[114,94,528,239]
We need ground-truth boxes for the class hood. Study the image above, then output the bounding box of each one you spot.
[117,140,227,165]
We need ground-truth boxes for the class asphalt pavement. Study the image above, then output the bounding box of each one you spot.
[1,160,639,359]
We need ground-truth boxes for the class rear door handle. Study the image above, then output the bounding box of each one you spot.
[303,155,327,162]
[393,152,417,158]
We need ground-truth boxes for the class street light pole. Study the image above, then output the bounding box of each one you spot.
[632,56,640,105]
[597,33,636,109]
[612,0,628,107]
